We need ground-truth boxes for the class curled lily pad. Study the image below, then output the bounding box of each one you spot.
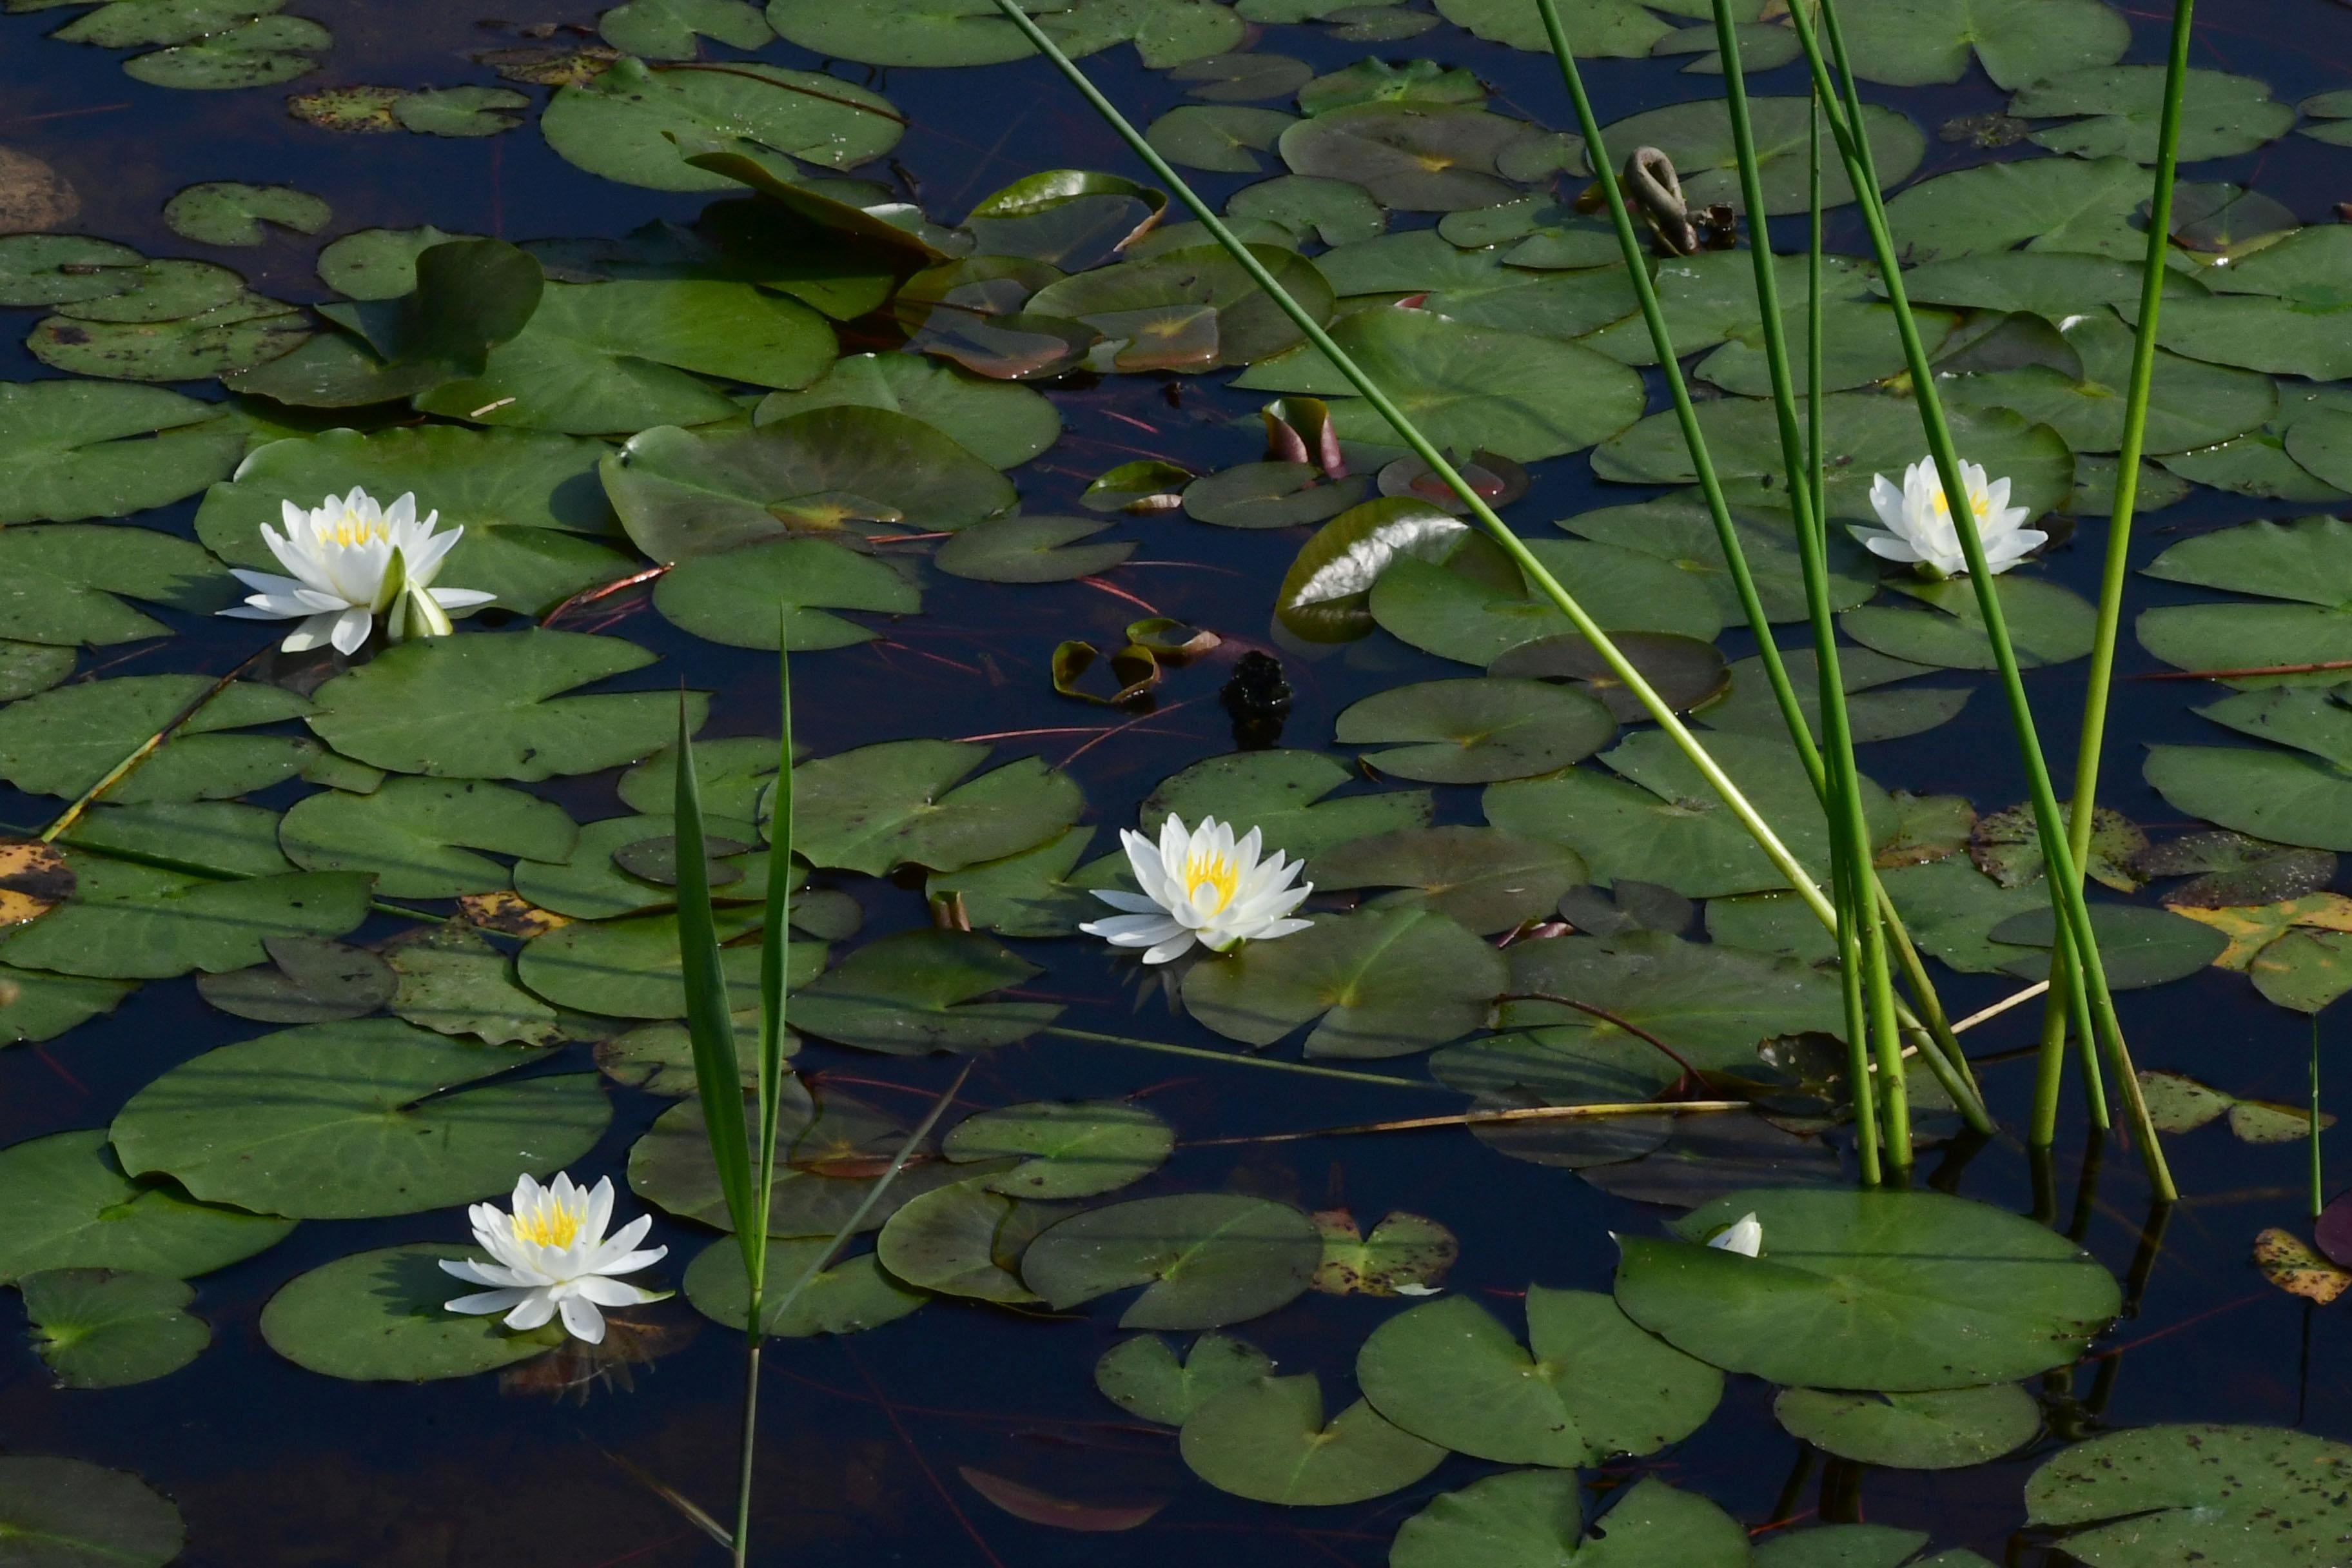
[942,1100,1173,1198]
[542,55,901,191]
[606,407,1015,562]
[1180,1375,1444,1505]
[1393,1473,1750,1568]
[0,1129,293,1283]
[795,740,1084,875]
[1602,95,1924,214]
[1182,905,1503,1058]
[1096,1331,1273,1424]
[260,1244,560,1380]
[1024,1193,1321,1328]
[110,1019,610,1219]
[1276,497,1467,642]
[1615,1188,2122,1390]
[793,929,1061,1054]
[1774,1384,2040,1469]
[21,1268,210,1389]
[1337,677,1616,783]
[2014,66,2295,163]
[2025,1425,2352,1567]
[1358,1287,1721,1465]
[1312,825,1585,934]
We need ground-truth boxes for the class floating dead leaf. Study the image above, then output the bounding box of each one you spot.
[0,839,72,928]
[458,890,571,939]
[2254,1228,2352,1304]
[2230,1098,2335,1144]
[288,85,404,133]
[2170,892,2352,970]
[0,146,78,234]
[1052,640,1159,707]
[474,44,619,86]
[1971,802,2144,892]
[1311,1208,1457,1296]
[958,1468,1169,1533]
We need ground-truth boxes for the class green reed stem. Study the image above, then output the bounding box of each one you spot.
[994,0,1841,936]
[1783,0,2173,1200]
[1041,1026,1446,1090]
[2036,0,2198,1143]
[1707,0,1908,1170]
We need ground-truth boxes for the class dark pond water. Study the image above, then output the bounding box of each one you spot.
[4,0,2352,1562]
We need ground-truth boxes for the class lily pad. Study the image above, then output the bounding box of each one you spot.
[279,777,577,897]
[31,291,309,382]
[0,855,371,979]
[1371,536,1725,664]
[2014,65,2295,163]
[1148,104,1298,173]
[1393,1473,1750,1568]
[196,934,395,1024]
[517,907,811,1017]
[792,928,1061,1054]
[109,1019,609,1219]
[2153,228,2352,382]
[926,826,1101,938]
[1943,307,2275,456]
[1559,491,1879,625]
[1028,242,1333,371]
[1021,1193,1321,1328]
[1277,101,1526,210]
[122,14,329,88]
[1311,825,1586,934]
[1438,193,1616,270]
[1096,1331,1274,1424]
[260,1242,560,1380]
[654,535,920,650]
[943,1100,1173,1198]
[542,55,901,191]
[1313,1210,1455,1295]
[2025,1424,2352,1567]
[0,382,240,528]
[195,425,632,618]
[1841,577,2098,671]
[683,1235,928,1335]
[1498,928,1845,1071]
[0,1457,184,1568]
[1179,1374,1444,1505]
[305,629,700,781]
[1601,95,1924,214]
[1229,174,1389,248]
[605,407,1015,561]
[384,923,566,1045]
[1615,1188,2122,1390]
[1317,231,1640,341]
[936,514,1132,582]
[0,1129,293,1283]
[21,1268,209,1389]
[0,674,313,803]
[601,0,773,55]
[1182,905,1504,1057]
[0,966,136,1044]
[872,1179,1048,1302]
[1358,1286,1721,1465]
[1337,677,1616,783]
[1435,0,1680,56]
[795,740,1083,875]
[1836,0,2125,87]
[1774,1384,2040,1469]
[1888,153,2149,262]
[1701,648,1968,746]
[162,181,329,246]
[754,352,1059,470]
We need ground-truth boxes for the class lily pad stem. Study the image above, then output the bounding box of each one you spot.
[1041,1025,1447,1090]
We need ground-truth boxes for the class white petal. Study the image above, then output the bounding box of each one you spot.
[444,1288,532,1316]
[1088,889,1165,914]
[573,1274,660,1307]
[328,605,373,654]
[557,1293,607,1343]
[427,587,496,610]
[503,1291,558,1331]
[277,612,346,654]
[1141,931,1197,964]
[592,1245,667,1278]
[1709,1213,1763,1257]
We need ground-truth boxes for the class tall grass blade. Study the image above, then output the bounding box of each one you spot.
[674,699,757,1257]
[752,642,795,1253]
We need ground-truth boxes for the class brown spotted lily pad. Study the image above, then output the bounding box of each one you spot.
[2255,1228,2351,1304]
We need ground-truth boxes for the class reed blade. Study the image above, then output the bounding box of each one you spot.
[673,698,758,1263]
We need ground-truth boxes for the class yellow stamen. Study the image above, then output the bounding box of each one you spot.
[1184,850,1240,913]
[323,506,389,550]
[511,1202,582,1249]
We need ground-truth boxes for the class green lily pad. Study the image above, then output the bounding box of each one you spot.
[1182,905,1504,1057]
[793,928,1061,1054]
[110,1019,609,1218]
[313,225,471,300]
[2025,1424,2352,1567]
[1435,0,1679,56]
[654,535,921,650]
[0,382,240,526]
[1498,928,1846,1072]
[935,514,1132,582]
[1139,746,1430,859]
[0,1457,184,1568]
[196,935,395,1025]
[162,181,329,246]
[259,1243,560,1380]
[1700,647,1968,745]
[872,1179,1049,1302]
[601,0,773,55]
[0,856,371,979]
[2249,928,2352,1014]
[943,1099,1173,1198]
[1615,1188,2122,1390]
[1028,242,1333,371]
[1313,1209,1455,1295]
[1774,1384,2040,1469]
[1147,104,1298,173]
[1357,1286,1721,1465]
[195,424,632,617]
[1835,0,2124,87]
[1182,462,1367,529]
[305,629,701,781]
[1177,50,1315,102]
[1180,1374,1445,1505]
[2144,741,2352,853]
[1752,1526,1966,1568]
[30,291,310,381]
[64,798,295,875]
[2014,65,2295,163]
[596,1018,772,1095]
[621,736,787,819]
[683,1235,928,1335]
[122,14,329,88]
[1841,576,2098,671]
[1438,194,1616,270]
[2137,516,2352,681]
[279,777,577,897]
[926,825,1100,938]
[1311,825,1586,934]
[2159,431,2344,502]
[45,258,241,324]
[1393,1473,1750,1568]
[1276,101,1525,210]
[1594,393,2072,522]
[1371,537,1726,664]
[1485,729,1889,899]
[517,908,814,1017]
[393,84,533,136]
[605,407,1015,561]
[0,235,147,309]
[1316,231,1639,340]
[1229,173,1389,248]
[0,966,136,1044]
[1336,677,1616,783]
[1021,1193,1321,1328]
[1888,153,2149,262]
[1943,306,2275,455]
[541,55,901,190]
[1558,491,1879,625]
[21,1268,210,1389]
[754,352,1059,470]
[2151,228,2352,381]
[513,812,707,919]
[1600,95,1923,215]
[0,1130,293,1283]
[795,740,1083,875]
[1096,1331,1274,1424]
[384,923,566,1045]
[1235,306,1647,462]
[0,674,313,803]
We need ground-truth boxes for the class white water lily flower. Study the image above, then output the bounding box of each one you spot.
[219,485,496,654]
[1080,812,1313,965]
[1849,457,2046,579]
[440,1172,666,1344]
[1708,1212,1763,1258]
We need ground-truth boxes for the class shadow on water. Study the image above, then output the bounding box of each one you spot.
[5,0,2352,1562]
